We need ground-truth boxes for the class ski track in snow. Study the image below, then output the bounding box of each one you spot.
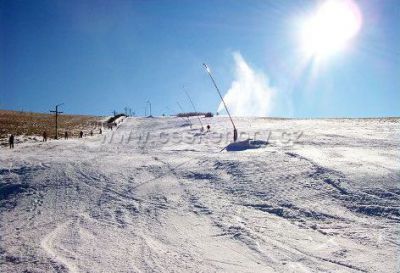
[0,117,399,272]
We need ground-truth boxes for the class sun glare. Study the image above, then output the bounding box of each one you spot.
[300,0,362,58]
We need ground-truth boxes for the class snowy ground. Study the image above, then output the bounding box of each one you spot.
[1,117,399,273]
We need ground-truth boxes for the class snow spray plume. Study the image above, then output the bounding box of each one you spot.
[218,52,275,117]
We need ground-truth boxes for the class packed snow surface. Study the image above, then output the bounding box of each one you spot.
[1,117,399,272]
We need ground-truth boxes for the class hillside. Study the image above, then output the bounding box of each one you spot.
[0,116,399,272]
[0,110,101,140]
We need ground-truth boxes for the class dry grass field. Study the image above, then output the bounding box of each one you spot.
[0,110,102,141]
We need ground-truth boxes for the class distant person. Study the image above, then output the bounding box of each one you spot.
[9,134,14,149]
[43,131,47,142]
[207,125,210,131]
[99,128,102,134]
[79,131,83,138]
[64,131,69,140]
[90,130,93,136]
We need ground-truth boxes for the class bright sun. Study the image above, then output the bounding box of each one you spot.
[300,0,362,58]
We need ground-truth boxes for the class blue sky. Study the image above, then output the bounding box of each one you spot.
[1,0,399,117]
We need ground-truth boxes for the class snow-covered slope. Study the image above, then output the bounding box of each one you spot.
[1,117,399,272]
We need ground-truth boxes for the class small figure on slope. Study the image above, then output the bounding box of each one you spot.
[9,134,14,149]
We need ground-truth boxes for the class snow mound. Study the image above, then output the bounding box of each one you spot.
[226,139,268,151]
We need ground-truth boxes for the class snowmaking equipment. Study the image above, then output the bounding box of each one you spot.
[203,63,238,142]
[183,86,204,131]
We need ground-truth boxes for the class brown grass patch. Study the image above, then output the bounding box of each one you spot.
[0,110,103,139]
